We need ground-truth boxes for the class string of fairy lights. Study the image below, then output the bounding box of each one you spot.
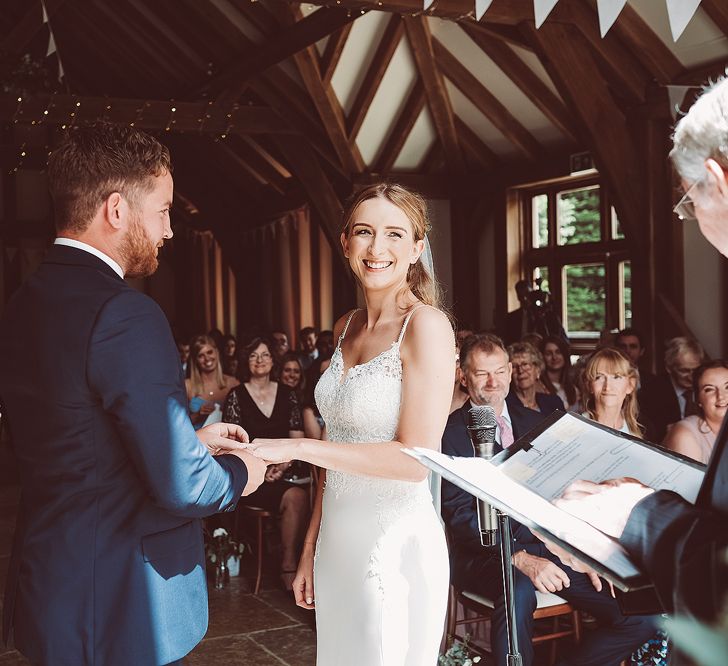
[4,94,253,175]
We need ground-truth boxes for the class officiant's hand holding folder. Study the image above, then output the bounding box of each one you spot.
[406,410,706,609]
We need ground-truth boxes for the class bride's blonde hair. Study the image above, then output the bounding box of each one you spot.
[341,183,442,309]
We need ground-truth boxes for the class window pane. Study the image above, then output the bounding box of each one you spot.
[620,260,632,328]
[612,206,624,239]
[532,194,548,248]
[534,266,549,294]
[563,263,606,336]
[556,185,601,245]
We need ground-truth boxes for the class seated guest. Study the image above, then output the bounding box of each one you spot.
[540,335,579,410]
[185,334,239,430]
[450,333,470,414]
[506,341,563,415]
[177,338,190,376]
[222,336,308,589]
[305,330,335,387]
[639,336,706,442]
[441,334,656,666]
[297,326,319,370]
[614,327,656,390]
[302,358,331,441]
[663,360,728,464]
[271,329,290,363]
[581,348,643,436]
[222,334,237,361]
[279,352,306,401]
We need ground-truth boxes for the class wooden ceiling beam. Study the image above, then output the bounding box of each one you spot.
[464,22,534,51]
[404,16,465,175]
[675,57,728,86]
[271,133,349,271]
[524,21,645,253]
[609,4,684,84]
[239,136,293,180]
[560,1,648,103]
[702,0,728,39]
[0,93,295,135]
[219,136,290,195]
[460,22,576,142]
[91,2,189,88]
[202,7,358,99]
[126,0,209,72]
[265,1,365,174]
[374,80,426,173]
[321,22,354,85]
[454,115,500,171]
[433,37,542,162]
[302,0,540,24]
[1,0,68,53]
[420,140,444,174]
[247,76,348,180]
[347,14,404,140]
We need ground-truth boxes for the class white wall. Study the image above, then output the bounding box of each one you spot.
[683,223,726,357]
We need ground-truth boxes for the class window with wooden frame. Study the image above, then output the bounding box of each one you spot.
[518,175,632,349]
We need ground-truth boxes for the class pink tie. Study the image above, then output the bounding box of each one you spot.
[497,416,514,448]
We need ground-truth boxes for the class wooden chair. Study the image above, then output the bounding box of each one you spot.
[446,584,582,665]
[236,505,274,595]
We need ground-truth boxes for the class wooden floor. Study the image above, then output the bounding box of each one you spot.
[0,485,316,666]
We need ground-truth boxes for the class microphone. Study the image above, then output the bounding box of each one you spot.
[467,405,499,547]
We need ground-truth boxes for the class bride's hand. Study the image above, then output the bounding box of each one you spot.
[293,548,315,610]
[247,438,301,464]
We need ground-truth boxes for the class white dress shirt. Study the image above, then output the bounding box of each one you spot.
[54,238,124,279]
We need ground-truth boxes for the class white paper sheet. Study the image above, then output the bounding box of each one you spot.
[408,447,642,583]
[498,413,705,503]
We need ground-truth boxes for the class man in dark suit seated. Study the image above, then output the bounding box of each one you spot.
[0,126,268,666]
[441,333,656,666]
[639,336,705,442]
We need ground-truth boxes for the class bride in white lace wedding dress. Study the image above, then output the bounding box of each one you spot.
[247,184,454,665]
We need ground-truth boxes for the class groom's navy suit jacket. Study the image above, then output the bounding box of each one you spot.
[0,245,248,666]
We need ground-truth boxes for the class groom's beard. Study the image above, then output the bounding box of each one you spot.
[119,214,159,278]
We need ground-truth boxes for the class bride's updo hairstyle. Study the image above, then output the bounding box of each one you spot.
[341,183,442,309]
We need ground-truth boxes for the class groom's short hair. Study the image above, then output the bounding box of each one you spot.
[459,333,508,372]
[48,124,172,235]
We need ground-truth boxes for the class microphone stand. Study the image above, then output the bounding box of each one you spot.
[498,510,522,666]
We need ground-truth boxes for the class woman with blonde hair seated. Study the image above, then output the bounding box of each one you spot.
[663,360,728,464]
[581,347,642,436]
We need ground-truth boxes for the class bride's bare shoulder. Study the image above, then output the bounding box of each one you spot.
[403,305,454,348]
[332,309,360,341]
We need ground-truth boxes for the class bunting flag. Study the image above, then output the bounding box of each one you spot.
[596,0,627,38]
[666,0,702,42]
[423,0,435,10]
[534,0,559,29]
[667,85,693,120]
[475,0,494,22]
[41,0,64,82]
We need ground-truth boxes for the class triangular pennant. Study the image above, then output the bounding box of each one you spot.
[534,0,559,28]
[596,0,627,38]
[57,56,64,81]
[666,0,702,42]
[667,85,692,121]
[423,0,435,10]
[41,0,49,24]
[46,31,56,57]
[475,0,494,21]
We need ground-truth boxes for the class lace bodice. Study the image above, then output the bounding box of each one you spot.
[314,309,433,509]
[315,342,402,445]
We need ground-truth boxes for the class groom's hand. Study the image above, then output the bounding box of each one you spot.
[197,422,250,455]
[227,450,268,496]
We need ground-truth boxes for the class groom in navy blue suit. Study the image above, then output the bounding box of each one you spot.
[0,126,267,665]
[441,334,656,666]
